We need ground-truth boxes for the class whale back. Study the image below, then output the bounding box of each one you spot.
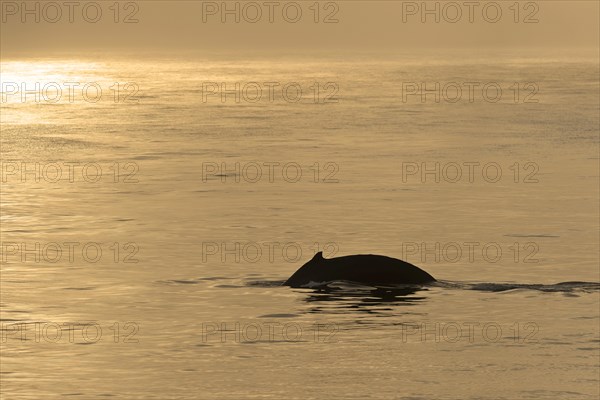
[284,252,436,287]
[283,251,326,286]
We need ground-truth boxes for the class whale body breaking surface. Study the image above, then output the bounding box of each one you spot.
[284,252,436,288]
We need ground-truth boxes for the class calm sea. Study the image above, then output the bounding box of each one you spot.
[1,51,599,399]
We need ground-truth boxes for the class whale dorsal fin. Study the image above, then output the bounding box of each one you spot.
[312,251,324,261]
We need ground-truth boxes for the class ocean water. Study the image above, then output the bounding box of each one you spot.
[1,52,599,399]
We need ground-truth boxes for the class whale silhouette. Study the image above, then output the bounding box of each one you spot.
[284,252,436,288]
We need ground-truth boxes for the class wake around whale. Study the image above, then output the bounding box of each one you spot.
[284,252,436,288]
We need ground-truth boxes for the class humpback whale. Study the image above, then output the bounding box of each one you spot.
[284,252,436,288]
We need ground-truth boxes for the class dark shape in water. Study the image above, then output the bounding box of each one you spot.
[284,252,436,288]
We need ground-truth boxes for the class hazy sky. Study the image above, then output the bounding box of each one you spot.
[1,1,598,57]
